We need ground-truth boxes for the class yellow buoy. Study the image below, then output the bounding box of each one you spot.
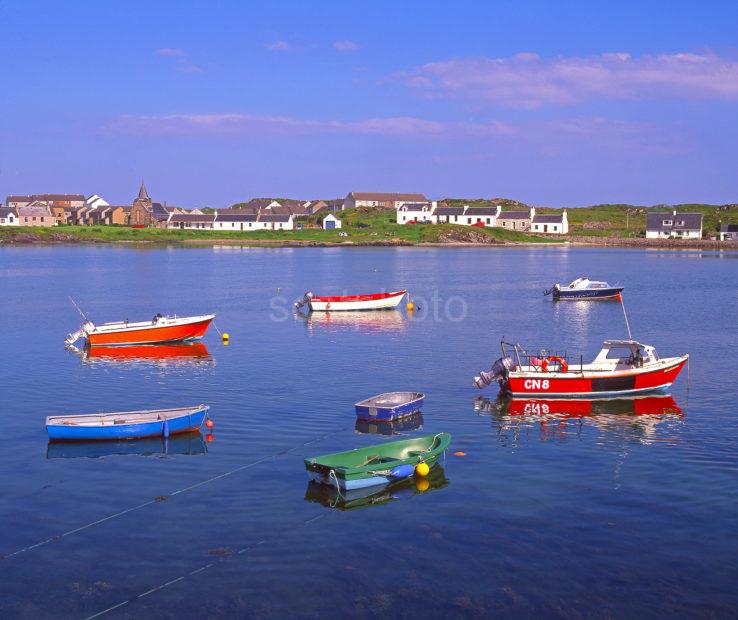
[415,462,430,477]
[406,301,415,311]
[222,332,230,345]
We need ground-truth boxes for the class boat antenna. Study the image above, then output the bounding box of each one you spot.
[69,296,89,322]
[620,294,633,340]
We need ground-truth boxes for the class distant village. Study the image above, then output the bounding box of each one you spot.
[1,184,736,241]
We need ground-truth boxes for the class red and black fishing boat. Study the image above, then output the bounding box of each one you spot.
[474,338,688,398]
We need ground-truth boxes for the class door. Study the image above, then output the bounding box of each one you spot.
[326,220,335,229]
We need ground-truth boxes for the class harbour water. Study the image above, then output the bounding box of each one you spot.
[0,245,736,618]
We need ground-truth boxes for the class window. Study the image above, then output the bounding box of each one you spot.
[662,219,672,226]
[486,218,490,224]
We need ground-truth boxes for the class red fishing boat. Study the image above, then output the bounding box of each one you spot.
[474,338,688,398]
[65,313,215,347]
[294,290,406,312]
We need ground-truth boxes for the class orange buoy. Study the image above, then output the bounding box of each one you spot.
[454,451,466,457]
[206,434,214,443]
[205,419,214,429]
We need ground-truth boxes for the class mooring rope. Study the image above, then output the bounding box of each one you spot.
[1,426,351,561]
[84,460,440,620]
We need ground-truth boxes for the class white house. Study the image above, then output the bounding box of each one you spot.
[531,210,569,234]
[646,210,702,239]
[85,194,109,210]
[323,213,342,229]
[258,213,294,230]
[719,224,738,241]
[213,212,259,231]
[167,213,215,230]
[344,192,427,210]
[397,202,437,224]
[434,206,466,224]
[0,207,19,226]
[460,206,501,227]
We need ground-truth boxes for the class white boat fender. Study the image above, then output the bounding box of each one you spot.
[163,420,170,439]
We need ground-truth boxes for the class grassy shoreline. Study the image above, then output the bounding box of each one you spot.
[1,204,737,248]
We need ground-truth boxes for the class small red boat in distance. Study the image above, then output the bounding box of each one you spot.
[294,290,406,312]
[65,313,215,347]
[474,338,688,398]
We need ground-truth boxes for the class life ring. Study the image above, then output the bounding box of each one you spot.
[541,356,568,373]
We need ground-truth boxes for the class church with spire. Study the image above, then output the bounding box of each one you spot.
[128,180,172,227]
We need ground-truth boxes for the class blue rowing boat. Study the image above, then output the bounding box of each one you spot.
[46,404,210,441]
[354,391,425,422]
[544,277,623,300]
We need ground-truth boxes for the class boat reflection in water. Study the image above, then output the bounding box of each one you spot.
[295,310,406,334]
[46,431,209,459]
[355,412,424,436]
[67,342,214,367]
[476,394,684,445]
[304,465,448,511]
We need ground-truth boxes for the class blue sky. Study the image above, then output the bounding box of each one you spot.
[1,1,737,208]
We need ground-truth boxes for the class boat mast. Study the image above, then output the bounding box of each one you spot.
[620,295,633,340]
[69,296,90,323]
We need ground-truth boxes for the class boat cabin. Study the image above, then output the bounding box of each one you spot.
[589,340,659,371]
[562,277,610,290]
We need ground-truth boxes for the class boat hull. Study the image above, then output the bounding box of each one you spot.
[47,405,210,441]
[355,392,425,422]
[505,357,687,398]
[308,290,406,312]
[87,317,213,346]
[553,287,623,300]
[305,432,451,490]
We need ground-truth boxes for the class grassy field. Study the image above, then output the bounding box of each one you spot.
[0,208,548,245]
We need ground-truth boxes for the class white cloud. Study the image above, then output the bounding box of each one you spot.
[266,41,292,52]
[399,51,738,107]
[157,48,186,57]
[104,112,679,153]
[333,40,359,52]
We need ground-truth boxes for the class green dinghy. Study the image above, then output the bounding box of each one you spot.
[305,432,451,491]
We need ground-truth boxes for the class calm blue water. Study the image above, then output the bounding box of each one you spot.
[0,245,736,619]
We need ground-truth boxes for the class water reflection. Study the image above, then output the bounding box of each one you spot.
[46,431,209,459]
[295,310,406,334]
[476,394,684,445]
[67,342,214,367]
[304,465,449,511]
[355,412,424,435]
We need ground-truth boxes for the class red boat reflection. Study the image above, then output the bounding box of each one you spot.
[503,394,683,418]
[69,342,213,366]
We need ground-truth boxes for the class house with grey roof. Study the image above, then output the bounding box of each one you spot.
[17,203,56,227]
[213,212,259,231]
[460,206,501,227]
[531,210,569,234]
[497,208,535,231]
[167,213,215,230]
[0,207,18,226]
[434,206,466,224]
[397,201,437,224]
[719,224,738,241]
[646,210,702,239]
[344,192,427,210]
[258,213,294,230]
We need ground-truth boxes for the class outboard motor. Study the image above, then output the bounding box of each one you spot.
[473,356,516,389]
[294,291,313,310]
